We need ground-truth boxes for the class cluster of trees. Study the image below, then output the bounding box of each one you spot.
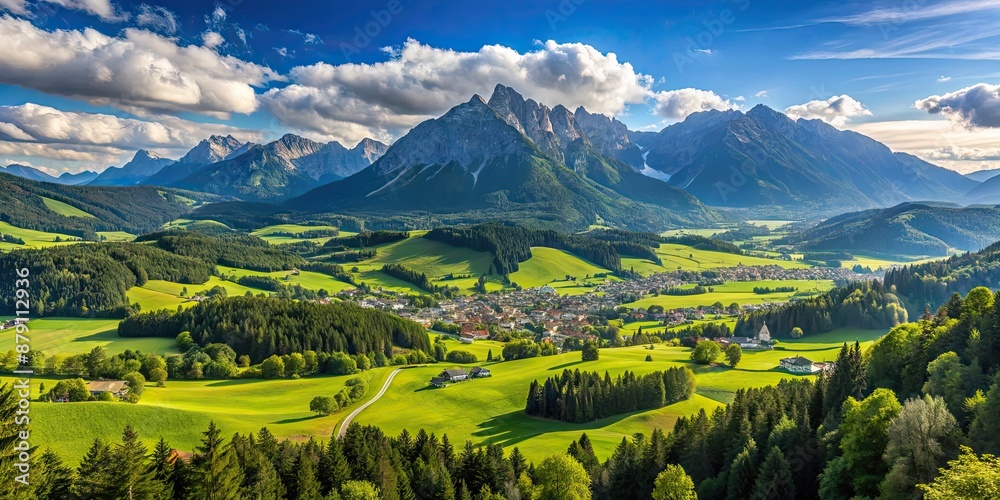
[525,367,696,423]
[735,280,908,338]
[269,228,339,239]
[752,286,797,294]
[141,231,305,272]
[586,228,663,264]
[803,251,854,261]
[310,377,368,415]
[118,296,431,363]
[662,285,710,296]
[381,263,460,298]
[501,338,558,360]
[0,242,214,317]
[0,233,24,244]
[425,222,636,275]
[321,248,377,263]
[323,230,409,250]
[884,240,1000,314]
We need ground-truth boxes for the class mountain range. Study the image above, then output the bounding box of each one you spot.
[631,106,978,211]
[3,84,997,230]
[0,164,97,185]
[786,202,1000,256]
[287,85,720,230]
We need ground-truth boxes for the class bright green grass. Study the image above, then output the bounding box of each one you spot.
[841,253,945,271]
[0,318,176,356]
[96,231,135,242]
[40,196,94,218]
[162,218,233,232]
[252,224,350,246]
[624,279,835,312]
[127,277,272,311]
[1,369,391,465]
[358,327,885,462]
[622,243,808,277]
[3,328,885,465]
[509,247,612,288]
[0,221,81,250]
[218,266,355,294]
[661,228,725,238]
[745,220,797,230]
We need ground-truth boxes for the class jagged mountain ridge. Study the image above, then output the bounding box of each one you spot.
[286,92,720,230]
[88,150,175,186]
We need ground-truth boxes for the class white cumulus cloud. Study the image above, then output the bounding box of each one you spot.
[0,15,281,118]
[651,88,738,120]
[261,38,654,144]
[784,95,872,126]
[135,4,177,34]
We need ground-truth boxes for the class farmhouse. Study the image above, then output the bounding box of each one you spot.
[470,366,491,378]
[780,356,821,374]
[0,318,28,330]
[87,380,129,399]
[430,368,469,387]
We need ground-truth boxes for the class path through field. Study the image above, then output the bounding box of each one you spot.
[337,368,403,438]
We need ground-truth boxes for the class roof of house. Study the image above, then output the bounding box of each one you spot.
[470,366,489,373]
[781,356,814,366]
[88,380,128,393]
[758,323,770,337]
[442,368,467,377]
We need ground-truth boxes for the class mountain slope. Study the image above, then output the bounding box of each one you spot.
[0,172,220,238]
[962,172,1000,203]
[0,164,59,183]
[57,170,99,185]
[169,134,387,201]
[89,150,174,186]
[287,95,719,231]
[143,135,251,187]
[641,105,977,211]
[787,202,1000,255]
[966,168,1000,183]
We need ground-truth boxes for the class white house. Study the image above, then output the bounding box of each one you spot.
[780,356,820,374]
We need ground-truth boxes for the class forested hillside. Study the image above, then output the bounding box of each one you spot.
[118,296,431,362]
[885,240,1000,313]
[0,172,216,238]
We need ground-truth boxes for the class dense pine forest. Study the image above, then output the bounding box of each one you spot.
[525,367,696,423]
[139,231,306,272]
[118,296,432,362]
[885,240,1000,314]
[0,243,215,317]
[735,281,909,337]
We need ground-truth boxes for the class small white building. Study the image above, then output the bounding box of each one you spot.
[780,356,820,374]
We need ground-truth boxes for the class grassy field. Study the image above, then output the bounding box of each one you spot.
[840,253,945,271]
[40,196,94,218]
[127,277,274,311]
[0,221,82,250]
[510,248,613,288]
[622,243,808,277]
[218,266,355,294]
[162,218,233,232]
[624,279,835,312]
[0,318,176,356]
[252,224,353,246]
[96,231,135,242]
[1,328,885,465]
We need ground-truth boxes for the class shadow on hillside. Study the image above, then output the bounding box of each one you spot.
[272,415,322,425]
[547,360,585,371]
[471,409,637,449]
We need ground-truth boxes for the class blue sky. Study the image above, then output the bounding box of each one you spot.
[1,0,1000,173]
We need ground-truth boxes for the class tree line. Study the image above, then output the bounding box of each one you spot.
[525,367,696,423]
[118,296,431,363]
[381,263,459,298]
[139,231,306,272]
[0,243,215,317]
[734,280,908,338]
[323,230,409,250]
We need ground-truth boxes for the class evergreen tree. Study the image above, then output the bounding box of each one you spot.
[726,439,758,500]
[320,437,352,494]
[191,421,244,500]
[0,383,25,499]
[751,447,796,500]
[74,438,114,498]
[31,448,73,500]
[824,342,867,417]
[294,448,323,500]
[111,424,166,500]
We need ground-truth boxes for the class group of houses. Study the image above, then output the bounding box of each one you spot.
[716,323,774,350]
[779,356,834,374]
[430,366,491,387]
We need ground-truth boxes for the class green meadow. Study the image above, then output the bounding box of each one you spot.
[218,265,355,294]
[252,223,353,245]
[623,279,835,311]
[40,196,95,218]
[3,328,884,465]
[127,277,275,312]
[0,221,82,250]
[622,243,808,276]
[0,318,176,356]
